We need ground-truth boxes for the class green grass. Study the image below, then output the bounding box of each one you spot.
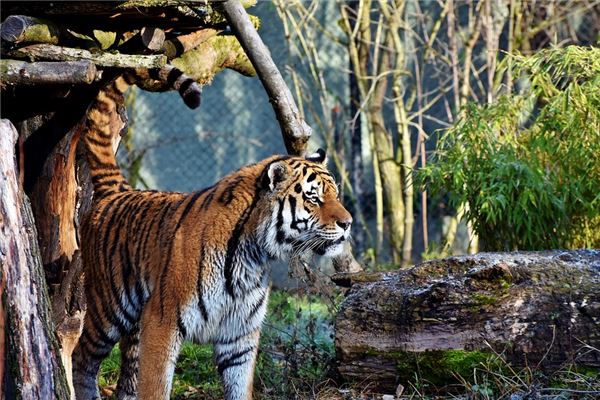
[99,289,600,399]
[99,289,338,399]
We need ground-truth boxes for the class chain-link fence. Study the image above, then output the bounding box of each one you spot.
[118,2,343,192]
[117,0,600,264]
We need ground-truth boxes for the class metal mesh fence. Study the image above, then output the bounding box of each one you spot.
[116,0,600,262]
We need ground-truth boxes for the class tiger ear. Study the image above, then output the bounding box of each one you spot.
[305,148,327,165]
[262,161,289,191]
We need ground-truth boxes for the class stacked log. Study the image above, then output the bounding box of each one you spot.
[335,251,600,392]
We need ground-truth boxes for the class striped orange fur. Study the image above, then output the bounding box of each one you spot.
[72,76,351,400]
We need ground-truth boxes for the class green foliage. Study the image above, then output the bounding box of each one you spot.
[421,46,600,250]
[255,290,338,399]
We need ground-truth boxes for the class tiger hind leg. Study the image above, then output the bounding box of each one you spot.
[115,323,140,400]
[72,311,120,400]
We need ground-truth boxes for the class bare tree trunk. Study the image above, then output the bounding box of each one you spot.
[348,32,366,254]
[11,83,103,399]
[1,119,70,400]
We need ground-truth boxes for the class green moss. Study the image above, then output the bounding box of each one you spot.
[172,34,255,84]
[379,349,505,387]
[575,366,599,379]
[471,293,498,306]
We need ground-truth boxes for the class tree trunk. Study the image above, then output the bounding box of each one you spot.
[0,119,70,400]
[14,81,122,399]
[335,251,600,392]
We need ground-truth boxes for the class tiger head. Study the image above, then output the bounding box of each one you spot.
[259,149,352,259]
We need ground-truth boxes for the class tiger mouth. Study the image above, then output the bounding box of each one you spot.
[313,236,346,255]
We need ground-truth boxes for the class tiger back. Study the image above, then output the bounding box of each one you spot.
[72,75,352,400]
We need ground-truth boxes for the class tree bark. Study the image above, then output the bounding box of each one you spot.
[0,119,70,400]
[335,251,600,392]
[0,60,97,86]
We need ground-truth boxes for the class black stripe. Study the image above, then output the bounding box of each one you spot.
[218,177,243,205]
[275,198,286,243]
[288,195,297,229]
[87,295,119,346]
[307,172,316,182]
[121,245,138,313]
[218,359,247,375]
[157,197,185,318]
[174,189,206,231]
[80,324,111,351]
[224,192,259,297]
[148,68,161,80]
[86,135,112,147]
[104,196,140,327]
[171,39,185,58]
[196,233,209,321]
[247,291,266,320]
[134,194,161,259]
[86,150,117,169]
[166,67,184,86]
[100,194,130,267]
[91,171,121,185]
[177,311,188,339]
[177,78,194,96]
[200,186,217,210]
[214,331,248,346]
[217,347,254,375]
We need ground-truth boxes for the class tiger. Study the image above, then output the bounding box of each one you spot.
[71,71,352,400]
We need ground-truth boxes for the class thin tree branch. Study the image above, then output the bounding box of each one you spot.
[221,0,311,156]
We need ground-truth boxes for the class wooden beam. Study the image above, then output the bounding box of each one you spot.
[1,60,97,86]
[0,15,60,45]
[5,44,167,69]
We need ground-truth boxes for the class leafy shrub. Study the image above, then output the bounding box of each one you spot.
[421,46,600,250]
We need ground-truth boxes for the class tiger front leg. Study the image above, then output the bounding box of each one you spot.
[137,300,184,400]
[214,330,261,400]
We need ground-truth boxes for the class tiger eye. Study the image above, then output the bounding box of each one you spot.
[294,183,302,193]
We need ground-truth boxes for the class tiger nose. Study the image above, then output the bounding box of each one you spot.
[336,217,352,231]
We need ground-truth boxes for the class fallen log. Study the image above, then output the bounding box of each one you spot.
[5,43,166,69]
[0,59,97,86]
[335,251,600,392]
